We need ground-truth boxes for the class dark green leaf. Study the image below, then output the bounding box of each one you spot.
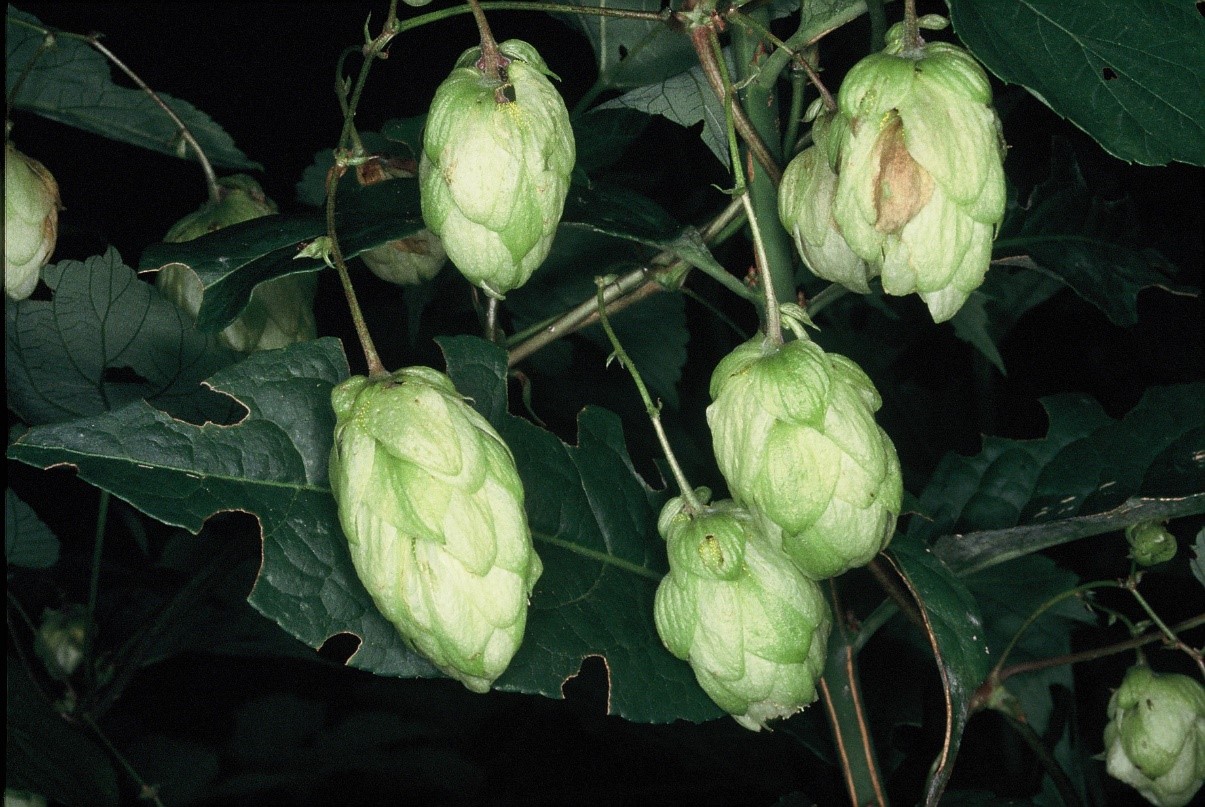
[5,8,259,170]
[139,178,421,332]
[553,0,696,91]
[888,534,992,805]
[5,488,59,569]
[993,141,1194,326]
[7,339,439,680]
[918,385,1205,574]
[573,107,651,174]
[948,0,1205,166]
[295,121,424,207]
[6,662,119,806]
[5,249,238,425]
[441,335,722,723]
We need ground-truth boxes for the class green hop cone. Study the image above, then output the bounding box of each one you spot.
[1125,521,1178,566]
[829,17,1006,322]
[653,493,831,731]
[1103,665,1205,807]
[707,334,902,580]
[5,141,61,300]
[360,229,446,286]
[157,175,317,352]
[779,106,874,293]
[419,40,575,298]
[329,367,543,693]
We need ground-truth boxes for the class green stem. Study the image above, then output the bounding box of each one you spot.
[336,0,401,155]
[86,36,220,203]
[990,580,1118,681]
[756,2,872,94]
[595,279,701,512]
[1127,583,1205,674]
[731,11,796,341]
[901,0,923,53]
[820,579,889,807]
[991,703,1083,807]
[866,0,888,52]
[326,164,385,376]
[466,0,510,91]
[805,283,850,318]
[83,490,111,697]
[395,1,667,37]
[80,713,167,807]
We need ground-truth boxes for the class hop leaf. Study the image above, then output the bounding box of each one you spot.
[828,20,1007,322]
[328,367,543,693]
[653,494,831,731]
[707,335,902,579]
[4,141,61,300]
[1104,665,1205,807]
[156,175,317,352]
[419,40,575,298]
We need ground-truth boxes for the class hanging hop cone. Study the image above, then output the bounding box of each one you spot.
[360,229,447,286]
[828,16,1006,322]
[779,106,874,293]
[653,493,831,731]
[1103,665,1205,807]
[707,334,902,580]
[1125,520,1178,566]
[419,40,575,299]
[329,367,544,693]
[156,175,317,352]
[5,141,61,300]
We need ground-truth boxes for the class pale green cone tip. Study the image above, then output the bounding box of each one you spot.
[1103,665,1205,807]
[329,368,543,693]
[653,494,831,731]
[828,19,1006,322]
[419,40,575,299]
[707,335,902,580]
[5,141,61,301]
[156,175,316,352]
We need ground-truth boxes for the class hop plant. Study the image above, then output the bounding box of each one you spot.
[329,367,544,693]
[419,39,575,298]
[1125,520,1178,566]
[156,175,317,352]
[360,229,446,286]
[1103,665,1205,807]
[707,333,902,580]
[828,16,1006,322]
[653,493,831,731]
[779,107,873,293]
[5,141,61,300]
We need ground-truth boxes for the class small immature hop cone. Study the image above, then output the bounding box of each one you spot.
[1125,520,1178,566]
[360,229,447,286]
[156,175,317,352]
[707,334,902,580]
[420,40,575,298]
[329,367,543,693]
[1103,665,1205,807]
[653,494,831,731]
[830,18,1006,322]
[779,107,874,293]
[5,141,61,300]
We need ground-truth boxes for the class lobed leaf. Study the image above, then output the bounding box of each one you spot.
[948,0,1205,166]
[5,249,238,426]
[5,7,259,170]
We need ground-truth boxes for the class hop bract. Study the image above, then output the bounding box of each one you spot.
[360,229,446,286]
[707,335,902,580]
[156,175,317,352]
[420,40,575,298]
[653,493,831,731]
[1103,665,1205,807]
[779,108,874,293]
[5,141,61,300]
[329,368,543,693]
[829,18,1006,322]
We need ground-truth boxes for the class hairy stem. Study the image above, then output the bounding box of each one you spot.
[326,164,385,376]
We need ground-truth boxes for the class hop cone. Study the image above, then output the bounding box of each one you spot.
[707,335,902,580]
[829,18,1006,322]
[360,229,446,286]
[1125,521,1178,566]
[779,107,873,292]
[329,367,543,693]
[420,40,575,298]
[156,175,317,352]
[5,141,61,300]
[1104,665,1205,807]
[653,494,831,731]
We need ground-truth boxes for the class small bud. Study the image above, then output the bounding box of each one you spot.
[1125,521,1178,566]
